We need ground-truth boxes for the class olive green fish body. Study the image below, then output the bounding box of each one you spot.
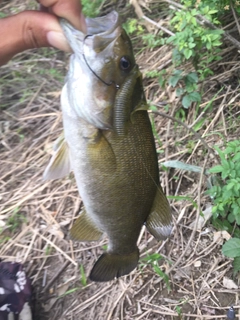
[44,11,172,282]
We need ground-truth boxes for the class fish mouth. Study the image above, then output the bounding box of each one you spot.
[60,11,121,55]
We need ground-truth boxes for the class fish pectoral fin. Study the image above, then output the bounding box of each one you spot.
[89,248,139,282]
[145,187,172,240]
[87,133,117,174]
[70,209,103,241]
[43,135,71,180]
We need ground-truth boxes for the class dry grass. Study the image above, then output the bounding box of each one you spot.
[1,1,240,319]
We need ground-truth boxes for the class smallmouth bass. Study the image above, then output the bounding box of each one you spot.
[44,11,172,282]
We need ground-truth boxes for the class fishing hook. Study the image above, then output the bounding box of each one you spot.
[82,35,120,90]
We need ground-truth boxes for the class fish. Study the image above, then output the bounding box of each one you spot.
[44,11,172,282]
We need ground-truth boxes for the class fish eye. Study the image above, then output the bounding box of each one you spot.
[120,56,131,71]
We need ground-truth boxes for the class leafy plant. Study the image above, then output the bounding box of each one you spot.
[163,2,223,109]
[81,0,105,18]
[6,208,26,233]
[80,264,87,286]
[123,18,144,35]
[141,253,171,291]
[167,5,222,68]
[207,140,240,273]
[168,70,201,109]
[208,141,240,224]
[222,238,240,275]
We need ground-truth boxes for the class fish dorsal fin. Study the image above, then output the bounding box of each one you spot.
[145,187,172,240]
[70,208,103,241]
[43,134,71,180]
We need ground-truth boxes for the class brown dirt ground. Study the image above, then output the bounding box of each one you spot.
[1,1,240,319]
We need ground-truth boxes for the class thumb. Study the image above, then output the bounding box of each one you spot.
[0,11,71,66]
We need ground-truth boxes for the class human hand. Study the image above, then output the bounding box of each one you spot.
[0,0,86,66]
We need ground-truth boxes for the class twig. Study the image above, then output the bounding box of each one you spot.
[149,109,219,162]
[142,15,175,36]
[38,233,77,266]
[165,154,208,275]
[42,260,71,293]
[230,0,240,37]
[130,0,174,35]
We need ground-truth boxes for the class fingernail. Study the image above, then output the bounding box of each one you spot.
[46,31,72,52]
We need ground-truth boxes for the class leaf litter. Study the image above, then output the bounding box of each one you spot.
[1,0,240,319]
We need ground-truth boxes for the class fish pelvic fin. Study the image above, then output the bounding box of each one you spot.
[145,187,172,240]
[43,134,71,180]
[70,209,103,241]
[89,248,139,282]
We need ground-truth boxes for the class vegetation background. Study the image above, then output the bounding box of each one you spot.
[1,0,240,319]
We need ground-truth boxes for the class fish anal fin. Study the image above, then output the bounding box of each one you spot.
[70,209,103,241]
[89,248,139,282]
[43,136,71,180]
[145,187,172,240]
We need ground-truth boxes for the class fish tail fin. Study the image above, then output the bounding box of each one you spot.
[89,249,139,282]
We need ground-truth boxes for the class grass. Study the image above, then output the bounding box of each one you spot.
[1,0,240,319]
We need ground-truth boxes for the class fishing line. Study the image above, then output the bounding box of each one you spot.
[83,35,120,90]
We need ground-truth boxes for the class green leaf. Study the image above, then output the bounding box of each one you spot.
[176,88,184,96]
[228,213,235,223]
[209,165,223,173]
[141,253,162,263]
[193,118,205,132]
[214,146,225,161]
[153,264,171,291]
[169,70,183,87]
[182,91,201,109]
[212,218,233,232]
[161,160,203,173]
[80,265,87,286]
[186,72,198,83]
[183,48,193,59]
[222,238,240,258]
[182,95,191,108]
[188,91,201,102]
[233,256,240,274]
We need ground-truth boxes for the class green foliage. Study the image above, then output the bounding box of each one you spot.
[142,34,165,48]
[175,305,182,317]
[208,141,240,224]
[123,18,144,35]
[208,140,240,273]
[141,253,171,290]
[161,1,223,110]
[80,264,87,286]
[222,238,240,257]
[81,0,105,18]
[45,245,53,256]
[222,238,240,274]
[167,4,223,71]
[6,208,26,233]
[168,70,201,109]
[196,0,240,15]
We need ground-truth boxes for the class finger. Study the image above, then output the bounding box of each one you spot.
[39,0,87,32]
[0,11,71,66]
